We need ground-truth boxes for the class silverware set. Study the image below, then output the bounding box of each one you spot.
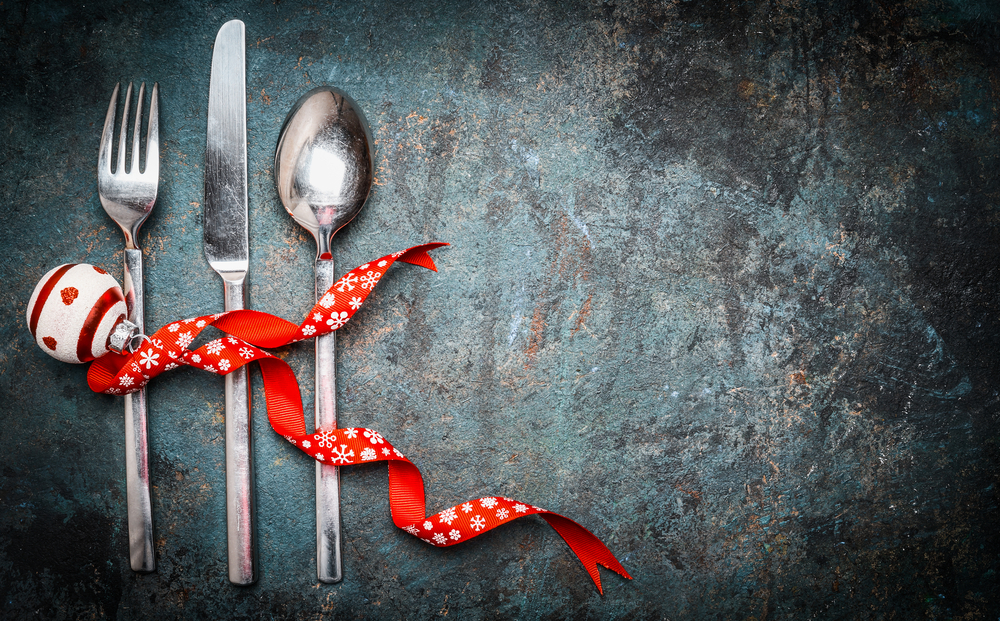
[97,19,373,584]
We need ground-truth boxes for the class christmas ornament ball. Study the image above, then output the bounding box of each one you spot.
[27,264,127,364]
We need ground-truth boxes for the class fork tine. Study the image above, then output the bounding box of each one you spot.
[145,83,160,179]
[131,83,145,175]
[117,83,133,175]
[98,83,120,175]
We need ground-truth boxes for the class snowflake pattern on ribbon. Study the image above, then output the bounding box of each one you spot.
[84,242,631,594]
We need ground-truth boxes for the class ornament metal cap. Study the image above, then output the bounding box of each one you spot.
[109,318,143,354]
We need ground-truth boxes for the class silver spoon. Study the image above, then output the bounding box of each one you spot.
[275,86,373,583]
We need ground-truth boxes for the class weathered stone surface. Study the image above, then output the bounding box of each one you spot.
[1,0,998,618]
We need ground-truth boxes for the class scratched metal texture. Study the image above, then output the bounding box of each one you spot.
[1,0,998,618]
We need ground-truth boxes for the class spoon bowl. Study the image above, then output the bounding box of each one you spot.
[275,86,373,258]
[275,86,374,584]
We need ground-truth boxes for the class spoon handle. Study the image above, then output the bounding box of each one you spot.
[316,258,343,583]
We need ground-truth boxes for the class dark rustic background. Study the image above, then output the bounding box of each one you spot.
[2,0,999,618]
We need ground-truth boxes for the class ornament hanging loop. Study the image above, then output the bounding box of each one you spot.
[109,318,144,354]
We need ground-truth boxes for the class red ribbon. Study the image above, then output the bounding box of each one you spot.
[87,243,632,593]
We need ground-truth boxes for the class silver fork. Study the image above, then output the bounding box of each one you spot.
[98,81,159,573]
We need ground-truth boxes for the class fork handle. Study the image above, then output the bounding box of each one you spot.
[124,248,155,572]
[223,279,257,585]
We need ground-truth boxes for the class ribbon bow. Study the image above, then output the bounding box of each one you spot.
[87,242,632,593]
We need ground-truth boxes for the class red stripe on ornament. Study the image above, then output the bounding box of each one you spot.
[29,264,74,337]
[77,287,125,362]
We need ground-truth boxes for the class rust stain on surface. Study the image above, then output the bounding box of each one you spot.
[524,304,547,364]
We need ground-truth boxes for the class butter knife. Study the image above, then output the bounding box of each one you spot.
[204,18,256,585]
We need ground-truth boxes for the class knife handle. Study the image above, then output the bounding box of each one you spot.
[315,258,342,583]
[124,248,155,573]
[223,279,257,585]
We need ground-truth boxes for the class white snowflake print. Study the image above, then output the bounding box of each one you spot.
[150,338,163,349]
[331,445,355,464]
[342,428,358,439]
[377,260,387,268]
[177,332,194,348]
[301,439,312,449]
[286,437,296,446]
[393,448,405,458]
[315,453,325,461]
[167,351,178,359]
[120,375,134,387]
[449,529,461,541]
[359,270,381,290]
[440,507,458,525]
[319,291,337,308]
[131,362,141,372]
[335,273,357,292]
[480,497,498,509]
[164,362,179,371]
[204,365,217,374]
[360,447,377,461]
[312,313,324,322]
[106,388,120,395]
[363,429,385,445]
[239,347,255,359]
[218,359,231,372]
[360,263,370,270]
[205,340,224,355]
[301,325,316,336]
[138,351,159,369]
[432,533,447,545]
[227,337,239,345]
[382,447,391,456]
[212,313,225,320]
[196,319,207,328]
[326,311,349,330]
[349,296,363,310]
[496,508,509,520]
[423,521,433,531]
[191,354,201,363]
[315,430,337,449]
[514,504,528,513]
[461,502,473,513]
[470,515,486,532]
[392,250,405,258]
[403,525,420,536]
[167,323,180,332]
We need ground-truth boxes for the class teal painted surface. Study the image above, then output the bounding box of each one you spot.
[1,0,999,618]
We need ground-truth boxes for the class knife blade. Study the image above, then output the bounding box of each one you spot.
[204,18,256,586]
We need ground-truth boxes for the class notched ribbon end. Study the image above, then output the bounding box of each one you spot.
[581,556,634,595]
[398,242,449,272]
[595,559,635,594]
[539,512,632,594]
[585,556,634,595]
